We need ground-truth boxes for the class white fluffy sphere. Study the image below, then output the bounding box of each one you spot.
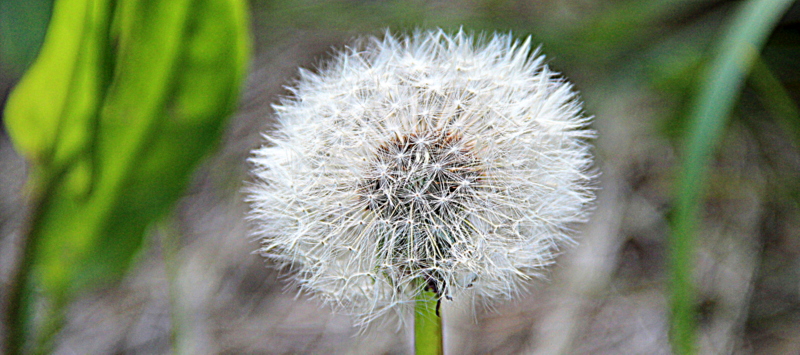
[248,29,595,327]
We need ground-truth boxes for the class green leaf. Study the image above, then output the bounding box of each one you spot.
[668,0,794,354]
[3,0,110,172]
[32,0,249,294]
[3,0,250,351]
[77,0,251,281]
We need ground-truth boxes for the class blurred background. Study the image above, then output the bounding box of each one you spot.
[2,0,800,353]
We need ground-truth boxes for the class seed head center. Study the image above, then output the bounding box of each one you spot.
[361,131,483,222]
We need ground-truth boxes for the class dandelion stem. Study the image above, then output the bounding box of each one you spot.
[414,289,442,355]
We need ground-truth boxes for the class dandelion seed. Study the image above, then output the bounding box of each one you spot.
[247,28,595,327]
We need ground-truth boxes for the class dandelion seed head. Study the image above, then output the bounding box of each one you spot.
[248,28,595,327]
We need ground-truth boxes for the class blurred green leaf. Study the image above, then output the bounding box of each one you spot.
[668,0,794,354]
[4,0,109,170]
[3,0,250,352]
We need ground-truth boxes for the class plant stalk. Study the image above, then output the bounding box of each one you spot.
[414,289,442,355]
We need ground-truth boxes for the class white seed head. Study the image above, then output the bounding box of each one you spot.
[247,29,595,327]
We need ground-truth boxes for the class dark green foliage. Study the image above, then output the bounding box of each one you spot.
[3,0,250,352]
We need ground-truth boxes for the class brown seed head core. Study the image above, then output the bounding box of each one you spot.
[358,130,485,295]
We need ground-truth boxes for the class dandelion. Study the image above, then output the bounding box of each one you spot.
[247,29,595,327]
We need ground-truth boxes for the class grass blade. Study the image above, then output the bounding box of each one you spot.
[669,0,794,353]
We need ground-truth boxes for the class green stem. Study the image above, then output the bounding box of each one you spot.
[414,290,442,355]
[5,207,38,355]
[5,171,59,355]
